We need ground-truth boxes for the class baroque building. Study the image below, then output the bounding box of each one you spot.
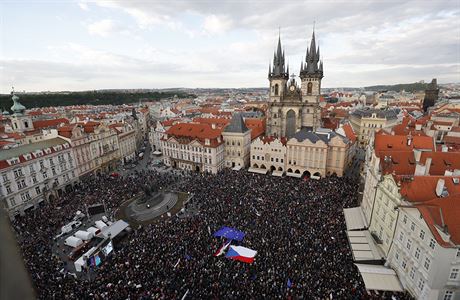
[266,30,323,138]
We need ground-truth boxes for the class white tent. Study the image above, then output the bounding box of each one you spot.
[95,220,108,230]
[343,207,368,231]
[355,264,403,292]
[87,227,99,235]
[64,236,83,248]
[74,230,93,241]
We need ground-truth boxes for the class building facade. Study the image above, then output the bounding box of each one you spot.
[222,113,252,169]
[161,123,225,174]
[0,138,78,219]
[350,108,400,147]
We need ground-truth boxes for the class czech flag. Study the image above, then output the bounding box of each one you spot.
[225,246,257,263]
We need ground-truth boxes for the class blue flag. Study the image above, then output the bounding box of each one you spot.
[185,254,192,261]
[287,279,292,288]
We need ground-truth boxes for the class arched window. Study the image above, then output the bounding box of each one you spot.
[274,84,279,96]
[307,82,313,94]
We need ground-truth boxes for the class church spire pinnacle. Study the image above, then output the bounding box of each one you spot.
[269,29,288,80]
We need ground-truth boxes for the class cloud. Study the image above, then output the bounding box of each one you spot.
[77,1,89,11]
[86,19,119,37]
[203,15,233,35]
[2,0,459,92]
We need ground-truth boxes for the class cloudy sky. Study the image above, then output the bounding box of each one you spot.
[1,0,459,93]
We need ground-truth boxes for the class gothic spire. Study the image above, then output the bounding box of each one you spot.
[309,30,316,60]
[269,31,288,79]
[300,27,323,79]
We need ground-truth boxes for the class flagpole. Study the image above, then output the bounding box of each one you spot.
[181,289,189,300]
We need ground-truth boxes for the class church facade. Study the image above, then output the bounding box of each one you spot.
[266,30,323,138]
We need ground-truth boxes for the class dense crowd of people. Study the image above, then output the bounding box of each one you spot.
[12,168,413,299]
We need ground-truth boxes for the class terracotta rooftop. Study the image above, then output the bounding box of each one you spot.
[415,194,460,247]
[396,175,460,203]
[165,122,223,147]
[33,118,70,130]
[374,132,434,154]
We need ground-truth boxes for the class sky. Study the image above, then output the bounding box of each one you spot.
[0,0,459,93]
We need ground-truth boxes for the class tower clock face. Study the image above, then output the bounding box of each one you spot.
[290,85,295,91]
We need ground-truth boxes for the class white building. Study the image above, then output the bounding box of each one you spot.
[249,136,287,176]
[161,122,225,174]
[387,181,460,300]
[0,137,78,219]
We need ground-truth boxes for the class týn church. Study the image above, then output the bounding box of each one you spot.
[267,30,323,138]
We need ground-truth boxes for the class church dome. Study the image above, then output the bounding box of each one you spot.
[10,94,26,115]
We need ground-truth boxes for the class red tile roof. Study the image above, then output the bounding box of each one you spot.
[416,194,460,247]
[396,175,460,203]
[165,122,223,147]
[33,118,70,129]
[245,118,265,140]
[260,136,288,146]
[342,123,357,143]
[374,132,434,154]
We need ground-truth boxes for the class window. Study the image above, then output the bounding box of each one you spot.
[395,252,399,261]
[399,231,404,242]
[6,186,12,194]
[457,249,460,258]
[13,169,23,178]
[420,230,425,240]
[415,248,420,260]
[2,173,8,182]
[403,215,408,224]
[417,278,425,291]
[401,258,407,269]
[406,239,412,250]
[42,172,48,179]
[444,291,454,300]
[29,164,34,172]
[449,268,459,280]
[424,257,431,270]
[410,267,415,280]
[430,239,436,250]
[17,179,26,189]
[35,186,41,195]
[410,222,415,231]
[307,82,312,94]
[10,198,16,207]
[274,84,279,96]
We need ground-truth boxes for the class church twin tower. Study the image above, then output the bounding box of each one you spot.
[267,29,323,138]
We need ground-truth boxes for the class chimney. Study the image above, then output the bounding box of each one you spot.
[415,123,422,131]
[435,179,445,197]
[211,123,216,129]
[442,145,448,152]
[407,135,412,146]
[424,157,432,175]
